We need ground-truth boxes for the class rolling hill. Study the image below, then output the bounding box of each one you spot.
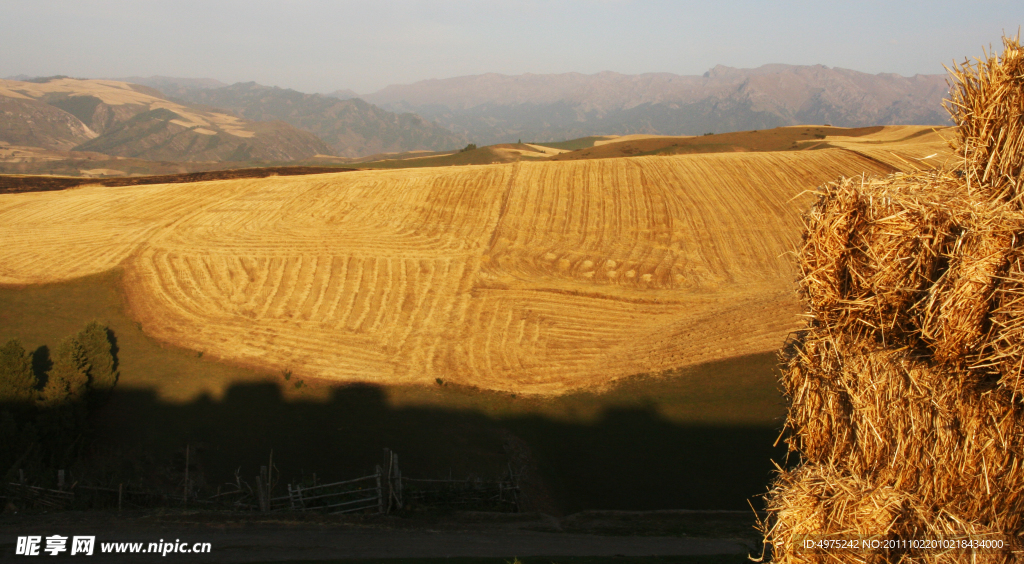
[0,127,948,394]
[0,94,99,151]
[352,125,952,172]
[0,77,332,162]
[546,125,952,163]
[363,66,952,146]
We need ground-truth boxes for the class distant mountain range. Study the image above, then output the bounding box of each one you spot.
[2,65,953,167]
[171,82,465,158]
[115,76,229,98]
[361,65,952,146]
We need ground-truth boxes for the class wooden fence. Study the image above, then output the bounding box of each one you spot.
[282,471,381,514]
[3,448,518,515]
[5,483,74,510]
[280,448,401,514]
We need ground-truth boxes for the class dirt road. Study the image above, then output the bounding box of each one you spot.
[0,511,755,562]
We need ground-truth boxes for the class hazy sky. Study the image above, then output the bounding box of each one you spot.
[2,0,1021,94]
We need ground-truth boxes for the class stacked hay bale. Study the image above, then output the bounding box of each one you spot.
[763,36,1024,563]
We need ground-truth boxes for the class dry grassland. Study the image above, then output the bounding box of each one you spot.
[0,78,256,137]
[0,147,924,394]
[519,144,568,156]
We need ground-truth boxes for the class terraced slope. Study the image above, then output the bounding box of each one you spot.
[0,147,920,394]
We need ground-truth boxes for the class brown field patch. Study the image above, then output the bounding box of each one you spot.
[548,125,953,163]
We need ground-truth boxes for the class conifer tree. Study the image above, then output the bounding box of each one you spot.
[41,337,90,405]
[0,339,37,403]
[76,321,117,395]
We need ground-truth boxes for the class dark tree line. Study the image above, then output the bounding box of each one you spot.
[0,321,118,482]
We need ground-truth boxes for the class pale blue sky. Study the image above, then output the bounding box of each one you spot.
[1,0,1020,94]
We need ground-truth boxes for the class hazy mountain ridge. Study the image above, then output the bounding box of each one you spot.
[175,82,466,158]
[114,76,229,99]
[362,66,952,145]
[325,89,361,100]
[0,78,332,162]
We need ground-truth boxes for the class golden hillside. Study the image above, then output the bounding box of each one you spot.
[0,78,260,137]
[0,132,945,394]
[0,78,332,162]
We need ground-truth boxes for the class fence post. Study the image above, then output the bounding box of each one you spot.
[392,453,403,510]
[267,450,273,511]
[183,445,190,510]
[255,475,267,512]
[384,448,393,514]
[507,461,520,513]
[375,465,383,514]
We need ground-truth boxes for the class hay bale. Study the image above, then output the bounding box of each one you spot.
[799,172,961,344]
[946,34,1024,205]
[778,331,857,467]
[766,463,1014,564]
[799,181,859,318]
[765,465,909,564]
[919,211,1021,366]
[767,35,1024,563]
[799,171,1024,367]
[782,330,1024,501]
[982,252,1024,395]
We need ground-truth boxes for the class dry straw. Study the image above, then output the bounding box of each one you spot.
[945,34,1024,205]
[798,172,959,345]
[763,34,1024,563]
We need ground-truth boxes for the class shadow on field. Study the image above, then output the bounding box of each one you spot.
[0,271,789,516]
[84,376,786,514]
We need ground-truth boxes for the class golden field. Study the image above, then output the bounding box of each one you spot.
[0,127,949,394]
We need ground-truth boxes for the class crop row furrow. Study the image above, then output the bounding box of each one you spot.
[302,255,332,321]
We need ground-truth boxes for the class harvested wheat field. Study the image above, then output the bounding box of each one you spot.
[0,143,936,394]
